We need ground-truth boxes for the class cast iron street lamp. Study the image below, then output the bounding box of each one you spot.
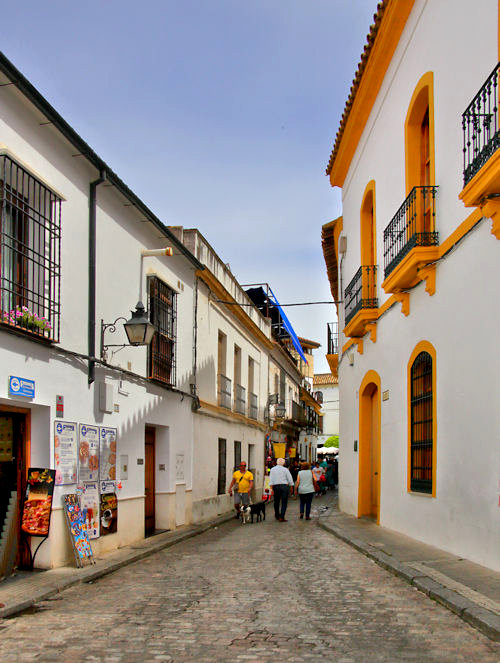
[101,301,156,362]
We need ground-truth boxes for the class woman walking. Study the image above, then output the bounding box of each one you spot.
[295,461,317,520]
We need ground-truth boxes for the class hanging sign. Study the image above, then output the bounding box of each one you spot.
[63,494,94,566]
[273,442,286,459]
[99,427,117,482]
[21,468,56,536]
[80,482,100,539]
[54,421,78,485]
[99,491,118,536]
[78,424,99,481]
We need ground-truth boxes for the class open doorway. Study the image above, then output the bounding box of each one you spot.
[0,407,30,573]
[144,426,156,536]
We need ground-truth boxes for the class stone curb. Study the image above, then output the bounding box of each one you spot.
[318,519,500,642]
[0,512,234,620]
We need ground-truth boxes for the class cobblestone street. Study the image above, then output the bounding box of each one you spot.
[0,496,498,663]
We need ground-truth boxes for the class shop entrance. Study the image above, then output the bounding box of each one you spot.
[144,427,156,535]
[0,408,29,572]
[358,372,381,523]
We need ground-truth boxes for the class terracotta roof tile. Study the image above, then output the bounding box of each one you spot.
[313,373,339,386]
[325,1,388,175]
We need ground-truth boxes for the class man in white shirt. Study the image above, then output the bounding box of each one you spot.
[269,458,294,522]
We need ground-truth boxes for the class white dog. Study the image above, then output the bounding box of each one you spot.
[239,504,252,524]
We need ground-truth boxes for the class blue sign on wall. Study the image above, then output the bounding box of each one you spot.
[9,376,35,398]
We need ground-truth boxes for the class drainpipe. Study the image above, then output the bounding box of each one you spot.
[88,170,106,384]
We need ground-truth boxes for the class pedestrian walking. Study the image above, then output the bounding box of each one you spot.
[269,458,294,521]
[228,462,254,519]
[295,461,317,520]
[312,461,323,496]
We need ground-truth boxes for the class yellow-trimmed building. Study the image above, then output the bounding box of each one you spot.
[323,0,500,571]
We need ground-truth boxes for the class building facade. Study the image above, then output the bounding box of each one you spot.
[0,54,201,573]
[170,228,270,521]
[323,0,499,571]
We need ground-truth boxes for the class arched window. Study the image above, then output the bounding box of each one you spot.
[360,181,377,307]
[410,351,433,493]
[405,73,436,237]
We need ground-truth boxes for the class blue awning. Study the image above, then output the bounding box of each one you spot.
[268,286,308,365]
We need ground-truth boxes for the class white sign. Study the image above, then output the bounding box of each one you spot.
[99,427,117,482]
[175,454,185,482]
[80,482,100,539]
[78,424,99,481]
[54,421,78,485]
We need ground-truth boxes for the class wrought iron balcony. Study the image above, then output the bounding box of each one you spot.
[383,186,438,279]
[462,63,500,187]
[218,374,232,410]
[344,266,378,326]
[249,392,258,420]
[327,322,338,355]
[291,400,307,425]
[234,384,246,415]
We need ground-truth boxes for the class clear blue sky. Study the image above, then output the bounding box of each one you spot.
[2,0,377,372]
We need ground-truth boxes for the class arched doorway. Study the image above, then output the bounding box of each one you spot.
[358,371,381,522]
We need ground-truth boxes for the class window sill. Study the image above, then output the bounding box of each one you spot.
[0,321,57,345]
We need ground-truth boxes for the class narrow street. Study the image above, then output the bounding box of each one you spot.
[0,496,498,663]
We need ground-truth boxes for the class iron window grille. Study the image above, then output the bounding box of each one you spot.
[327,321,338,354]
[410,351,433,494]
[218,373,232,409]
[383,186,438,279]
[462,62,500,186]
[235,384,246,415]
[249,392,258,420]
[217,438,226,495]
[234,440,241,469]
[344,265,378,326]
[148,276,177,386]
[0,155,61,342]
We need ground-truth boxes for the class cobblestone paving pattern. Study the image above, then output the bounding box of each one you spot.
[0,496,499,662]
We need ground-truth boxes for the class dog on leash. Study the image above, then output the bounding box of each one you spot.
[249,501,266,523]
[239,504,252,524]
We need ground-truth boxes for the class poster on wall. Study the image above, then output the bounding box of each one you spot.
[63,494,94,566]
[0,416,13,461]
[80,482,99,539]
[54,421,77,485]
[21,468,56,536]
[99,427,117,482]
[99,491,117,536]
[273,442,286,459]
[78,424,99,481]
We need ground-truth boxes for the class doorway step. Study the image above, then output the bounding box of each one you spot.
[0,491,19,580]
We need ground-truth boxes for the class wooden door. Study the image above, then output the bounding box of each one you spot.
[369,389,380,519]
[144,427,155,535]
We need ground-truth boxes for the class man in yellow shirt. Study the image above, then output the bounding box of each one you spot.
[228,461,254,519]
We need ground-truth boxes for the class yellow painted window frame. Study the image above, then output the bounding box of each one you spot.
[407,340,437,497]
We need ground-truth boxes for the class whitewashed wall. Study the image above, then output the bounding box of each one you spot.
[0,72,197,567]
[337,0,500,570]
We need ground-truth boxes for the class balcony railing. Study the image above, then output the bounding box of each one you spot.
[344,266,378,326]
[383,186,439,279]
[249,392,258,420]
[462,63,500,186]
[218,374,232,410]
[327,321,338,354]
[291,400,307,425]
[234,384,246,415]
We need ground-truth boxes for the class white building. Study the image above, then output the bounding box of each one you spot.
[313,374,339,440]
[169,228,271,521]
[323,0,500,571]
[0,53,202,573]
